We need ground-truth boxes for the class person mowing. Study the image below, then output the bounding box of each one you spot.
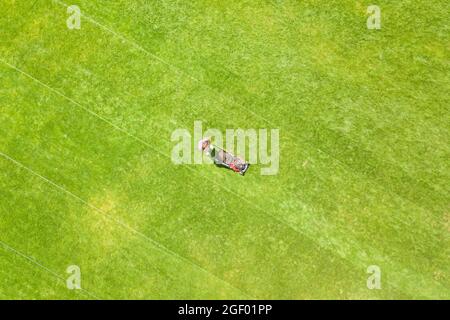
[198,138,250,175]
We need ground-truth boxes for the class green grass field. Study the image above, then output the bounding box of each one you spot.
[0,0,448,299]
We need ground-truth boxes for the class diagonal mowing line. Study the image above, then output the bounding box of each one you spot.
[49,0,303,133]
[52,0,284,130]
[0,59,165,147]
[51,0,270,123]
[52,0,198,83]
[0,150,254,299]
[0,239,100,299]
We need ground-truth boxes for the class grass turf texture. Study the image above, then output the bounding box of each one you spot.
[0,0,448,299]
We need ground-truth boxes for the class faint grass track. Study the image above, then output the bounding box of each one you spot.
[0,239,100,299]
